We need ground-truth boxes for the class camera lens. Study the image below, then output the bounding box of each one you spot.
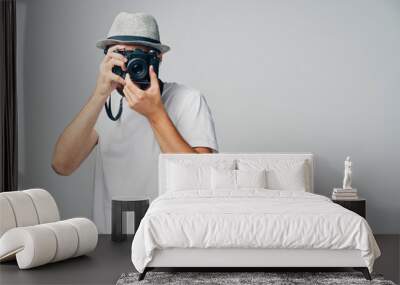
[127,58,148,81]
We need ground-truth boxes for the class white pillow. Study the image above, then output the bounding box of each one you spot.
[166,159,235,191]
[211,168,267,190]
[237,159,308,191]
[211,168,236,189]
[236,169,267,188]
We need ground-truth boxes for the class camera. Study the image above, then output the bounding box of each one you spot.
[104,48,161,91]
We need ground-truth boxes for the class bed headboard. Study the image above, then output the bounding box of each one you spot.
[158,153,314,196]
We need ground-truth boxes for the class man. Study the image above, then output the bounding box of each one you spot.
[52,12,218,233]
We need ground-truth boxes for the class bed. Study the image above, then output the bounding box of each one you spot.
[131,153,380,280]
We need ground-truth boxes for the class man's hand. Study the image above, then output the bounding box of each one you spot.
[122,62,212,154]
[123,65,165,122]
[94,45,127,98]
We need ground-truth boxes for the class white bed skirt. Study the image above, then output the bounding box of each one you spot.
[148,248,366,268]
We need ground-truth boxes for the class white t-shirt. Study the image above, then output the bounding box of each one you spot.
[93,82,219,233]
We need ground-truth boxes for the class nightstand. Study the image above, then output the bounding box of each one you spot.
[111,196,150,242]
[332,198,366,218]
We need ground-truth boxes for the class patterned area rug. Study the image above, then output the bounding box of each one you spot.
[116,271,396,285]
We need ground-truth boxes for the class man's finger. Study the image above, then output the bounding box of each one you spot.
[124,88,136,107]
[105,45,128,63]
[123,84,140,104]
[109,73,126,86]
[125,73,144,95]
[107,44,127,53]
[106,52,127,63]
[107,59,127,71]
[149,65,159,91]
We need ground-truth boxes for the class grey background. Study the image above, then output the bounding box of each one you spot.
[16,0,400,233]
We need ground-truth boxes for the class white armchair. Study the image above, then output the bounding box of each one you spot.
[0,189,98,269]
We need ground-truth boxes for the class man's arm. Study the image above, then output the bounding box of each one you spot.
[149,110,212,153]
[52,45,128,175]
[123,66,213,154]
[51,94,104,175]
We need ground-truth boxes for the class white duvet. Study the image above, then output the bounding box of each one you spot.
[131,189,380,273]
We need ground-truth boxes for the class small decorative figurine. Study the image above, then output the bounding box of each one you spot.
[342,156,352,190]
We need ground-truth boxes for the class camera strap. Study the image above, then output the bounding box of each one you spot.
[104,79,164,121]
[104,94,123,121]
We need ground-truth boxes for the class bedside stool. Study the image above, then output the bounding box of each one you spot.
[111,197,149,242]
[332,198,366,218]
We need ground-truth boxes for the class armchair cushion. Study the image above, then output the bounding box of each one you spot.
[0,218,97,269]
[0,189,97,269]
[0,189,59,236]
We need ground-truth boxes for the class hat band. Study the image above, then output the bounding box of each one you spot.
[107,35,161,44]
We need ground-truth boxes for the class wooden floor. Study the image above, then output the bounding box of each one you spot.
[0,235,398,285]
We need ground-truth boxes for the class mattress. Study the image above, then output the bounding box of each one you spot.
[131,189,380,273]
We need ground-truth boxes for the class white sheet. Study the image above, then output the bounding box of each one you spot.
[131,190,380,273]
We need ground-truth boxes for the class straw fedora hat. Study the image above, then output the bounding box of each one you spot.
[96,12,170,53]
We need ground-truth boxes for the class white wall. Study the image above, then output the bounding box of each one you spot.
[17,0,400,233]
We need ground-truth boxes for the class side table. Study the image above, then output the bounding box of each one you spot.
[112,197,149,242]
[332,198,366,218]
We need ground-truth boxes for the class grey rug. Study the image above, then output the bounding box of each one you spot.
[116,271,396,285]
